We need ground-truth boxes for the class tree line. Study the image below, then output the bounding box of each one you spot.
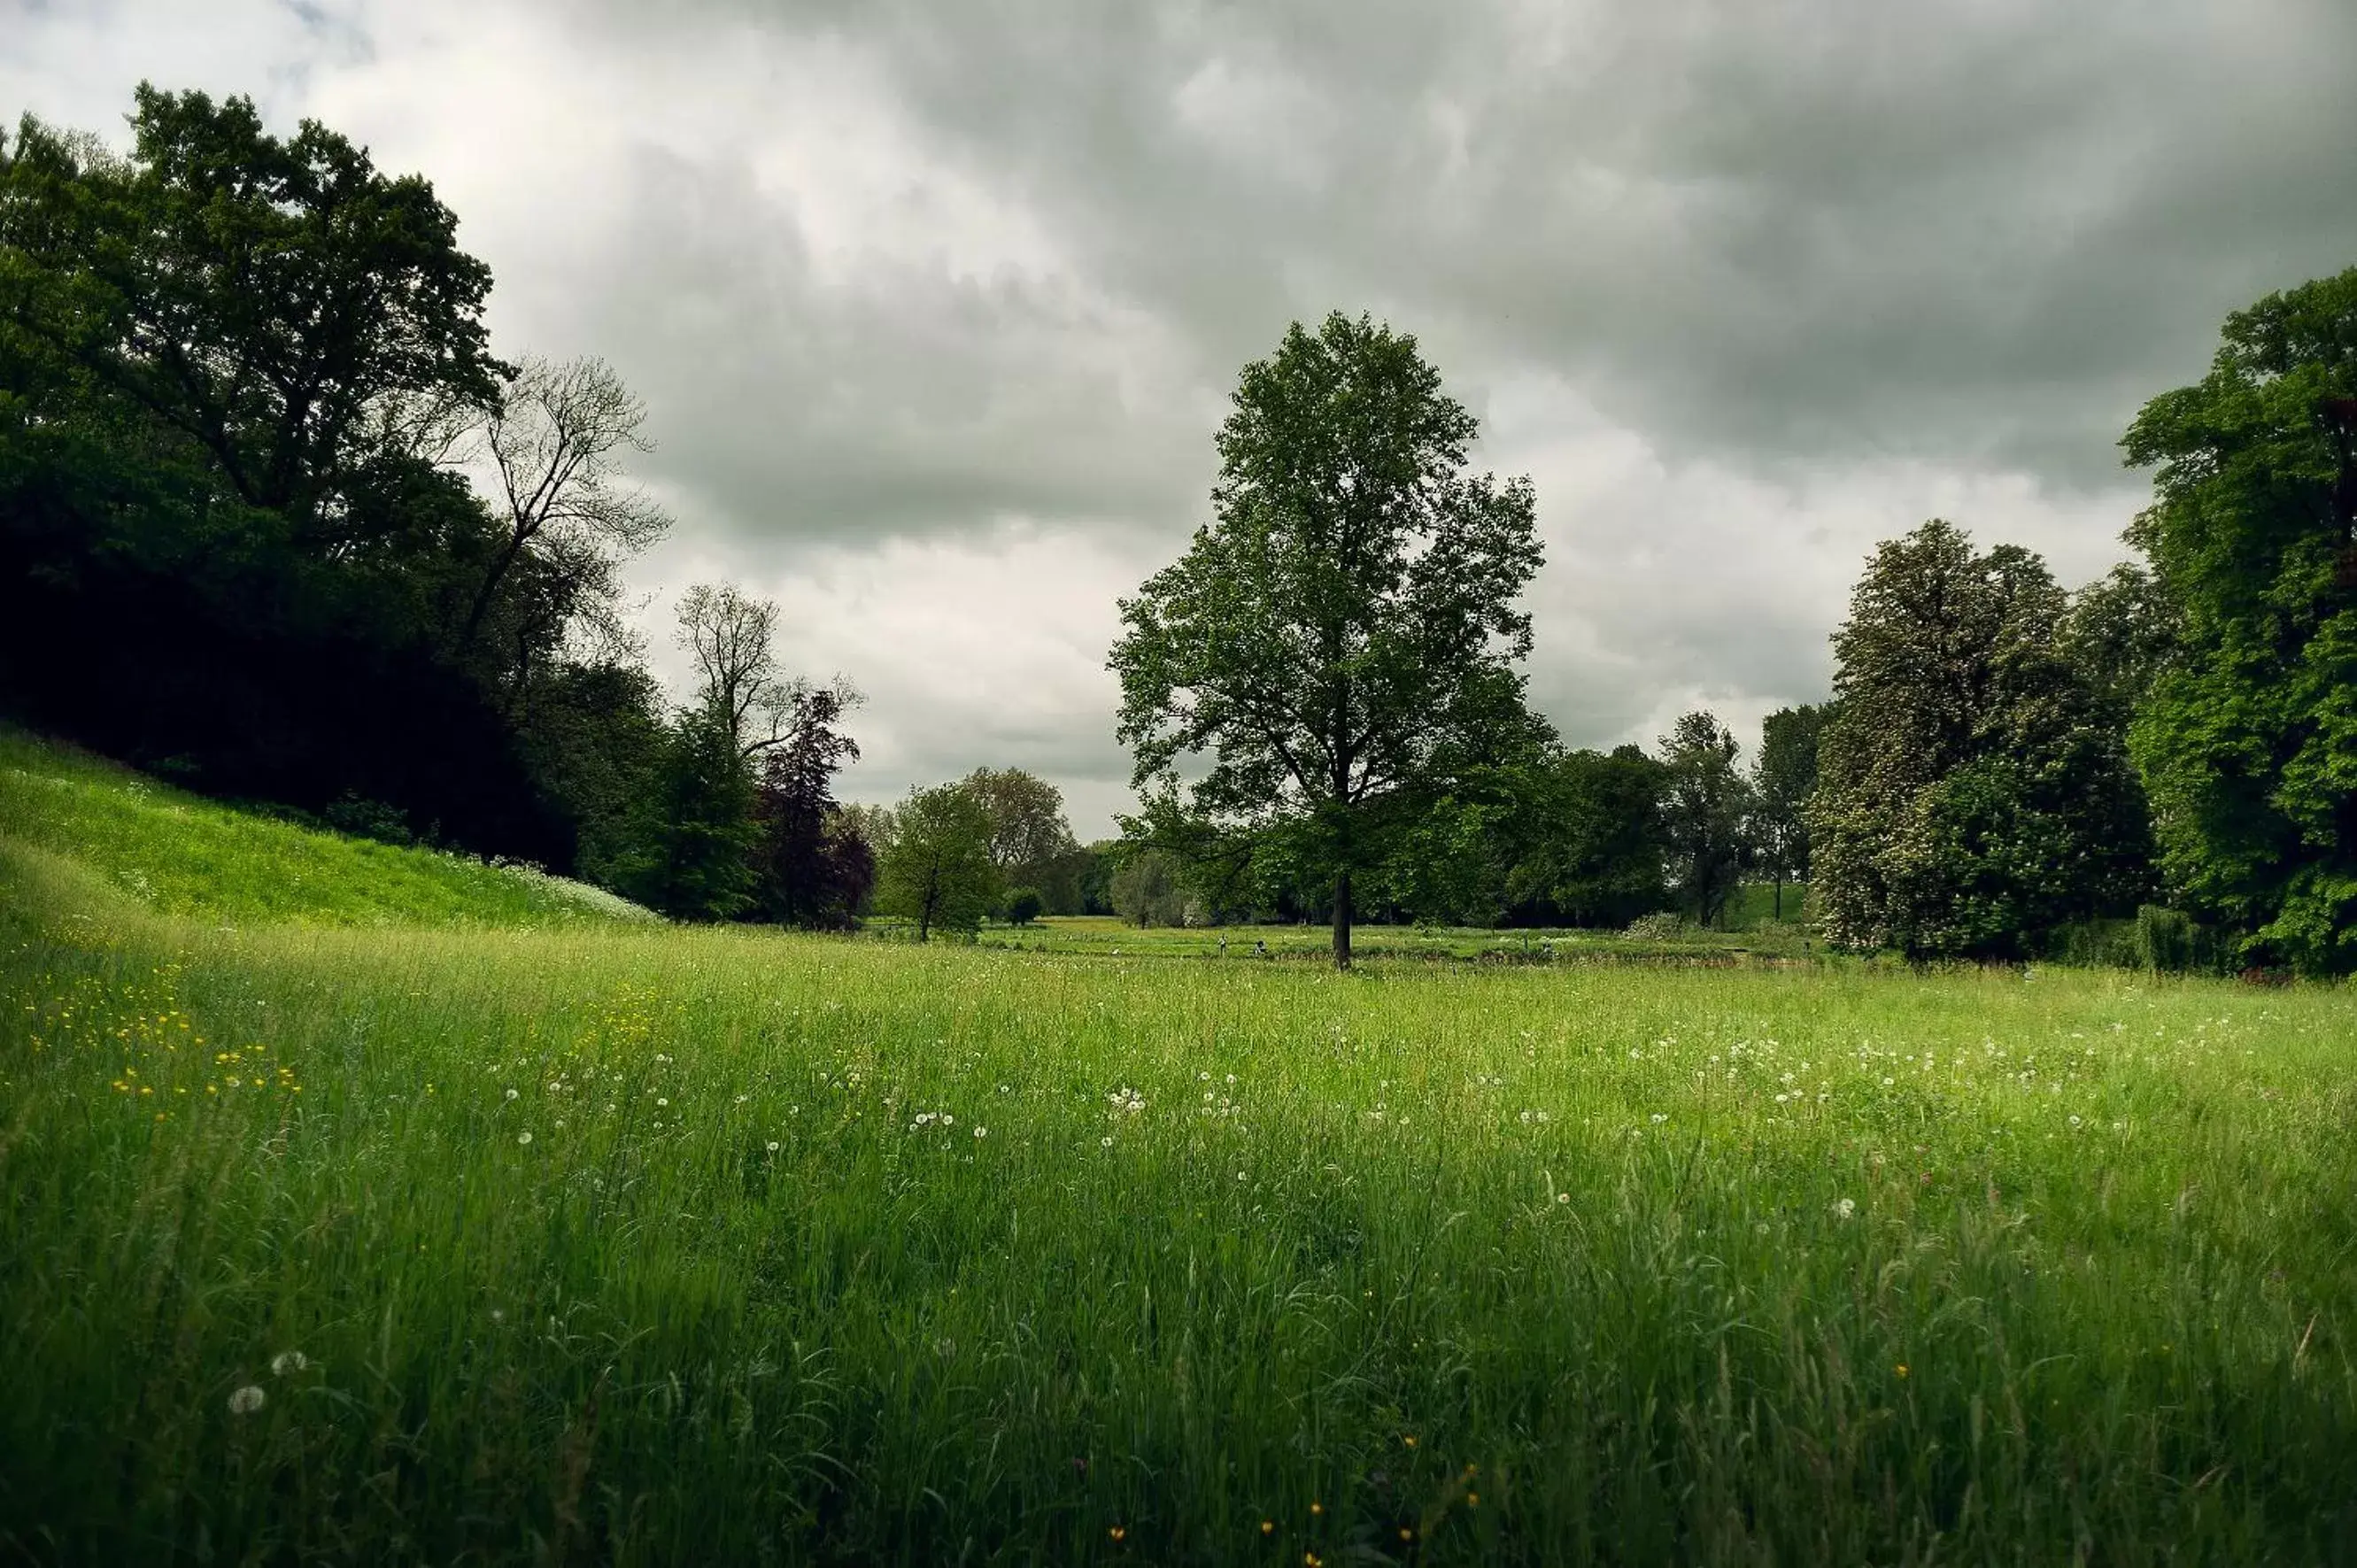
[1114,293,2356,976]
[6,89,2350,974]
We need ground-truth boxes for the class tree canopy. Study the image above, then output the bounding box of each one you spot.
[1751,704,1828,920]
[1111,312,1544,968]
[2121,267,2357,975]
[1810,521,2151,958]
[1659,711,1752,929]
[873,784,1001,942]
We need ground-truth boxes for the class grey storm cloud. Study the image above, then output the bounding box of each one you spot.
[582,0,2357,489]
[8,0,2357,830]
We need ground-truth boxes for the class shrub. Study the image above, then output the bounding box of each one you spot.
[324,792,415,846]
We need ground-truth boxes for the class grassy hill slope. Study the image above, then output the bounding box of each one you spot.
[0,727,656,929]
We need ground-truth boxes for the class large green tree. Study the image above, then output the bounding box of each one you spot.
[874,784,1001,942]
[1810,521,2151,958]
[1110,312,1544,969]
[4,87,503,540]
[2121,267,2357,974]
[960,767,1081,908]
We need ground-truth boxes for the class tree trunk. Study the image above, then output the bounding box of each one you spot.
[1774,877,1783,922]
[459,527,531,655]
[1332,869,1353,970]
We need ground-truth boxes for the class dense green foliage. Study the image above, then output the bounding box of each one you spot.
[1658,712,1753,929]
[749,682,872,930]
[0,89,591,860]
[1750,703,1828,917]
[4,733,2353,1564]
[1492,745,1672,929]
[1113,313,1546,967]
[618,707,760,923]
[2121,267,2357,975]
[1812,521,2152,959]
[873,782,1002,940]
[1109,846,1189,926]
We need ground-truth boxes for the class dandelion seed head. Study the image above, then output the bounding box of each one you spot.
[227,1385,266,1415]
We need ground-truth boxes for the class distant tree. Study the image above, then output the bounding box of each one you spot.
[748,678,867,928]
[1750,703,1829,921]
[1112,312,1545,969]
[675,584,833,761]
[461,355,669,655]
[1076,839,1122,915]
[2121,266,2357,975]
[818,813,879,922]
[874,784,1001,941]
[960,767,1081,886]
[1109,847,1188,927]
[514,658,668,887]
[1029,845,1097,915]
[834,802,899,861]
[1503,745,1672,927]
[1003,888,1046,926]
[1658,712,1753,929]
[620,706,757,922]
[1809,521,2151,958]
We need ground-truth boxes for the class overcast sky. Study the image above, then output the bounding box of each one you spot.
[11,0,2356,834]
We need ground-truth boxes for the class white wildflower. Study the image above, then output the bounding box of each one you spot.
[227,1385,266,1415]
[269,1351,306,1377]
[1833,1197,1857,1221]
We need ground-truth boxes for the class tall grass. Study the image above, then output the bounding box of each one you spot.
[1,738,2353,1563]
[0,727,655,929]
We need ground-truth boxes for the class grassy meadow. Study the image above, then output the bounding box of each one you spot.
[3,736,2354,1564]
